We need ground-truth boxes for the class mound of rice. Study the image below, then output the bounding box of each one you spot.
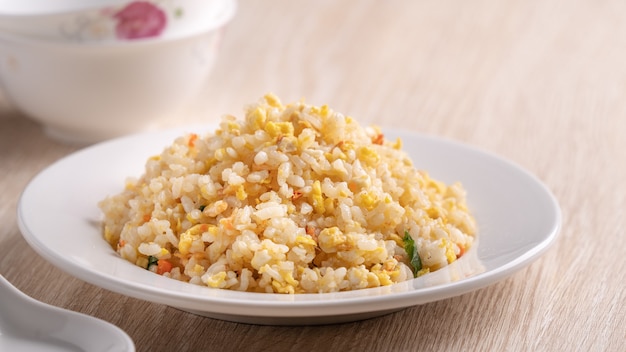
[99,94,476,294]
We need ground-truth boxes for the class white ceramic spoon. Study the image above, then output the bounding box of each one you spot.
[0,274,134,352]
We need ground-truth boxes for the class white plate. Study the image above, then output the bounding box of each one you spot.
[17,126,561,325]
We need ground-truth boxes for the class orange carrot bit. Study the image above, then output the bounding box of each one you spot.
[220,217,234,231]
[157,259,173,275]
[333,140,345,150]
[372,133,384,145]
[456,244,466,259]
[188,133,198,148]
[306,225,318,242]
[292,190,303,200]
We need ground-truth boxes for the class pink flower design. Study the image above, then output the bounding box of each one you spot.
[113,1,166,40]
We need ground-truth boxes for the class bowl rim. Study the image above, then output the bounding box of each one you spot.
[0,0,127,17]
[0,0,237,47]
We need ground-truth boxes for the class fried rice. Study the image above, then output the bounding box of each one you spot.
[98,94,476,294]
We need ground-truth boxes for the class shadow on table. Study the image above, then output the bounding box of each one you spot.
[125,289,505,352]
[0,111,78,161]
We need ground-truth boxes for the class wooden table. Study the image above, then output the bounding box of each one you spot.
[1,1,624,350]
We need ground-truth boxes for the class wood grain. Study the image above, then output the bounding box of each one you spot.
[1,1,625,351]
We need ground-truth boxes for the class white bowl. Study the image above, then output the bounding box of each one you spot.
[0,0,236,144]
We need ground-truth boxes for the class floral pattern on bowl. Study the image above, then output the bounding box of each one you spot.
[59,1,183,42]
[113,1,167,39]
